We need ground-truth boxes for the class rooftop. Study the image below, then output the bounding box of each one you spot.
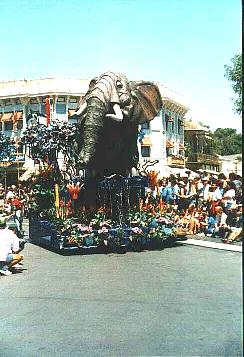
[0,77,189,112]
[184,119,209,131]
[0,77,90,98]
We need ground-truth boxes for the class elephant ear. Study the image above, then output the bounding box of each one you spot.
[130,81,162,124]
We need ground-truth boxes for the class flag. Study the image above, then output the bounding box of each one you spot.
[45,96,50,126]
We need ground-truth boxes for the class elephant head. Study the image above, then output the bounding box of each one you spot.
[74,71,162,175]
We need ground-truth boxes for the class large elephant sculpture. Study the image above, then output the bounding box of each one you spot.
[73,71,162,176]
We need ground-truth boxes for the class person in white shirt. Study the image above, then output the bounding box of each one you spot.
[197,177,210,207]
[0,217,23,276]
[222,181,236,209]
[213,206,230,239]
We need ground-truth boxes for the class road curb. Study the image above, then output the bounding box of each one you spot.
[177,238,242,252]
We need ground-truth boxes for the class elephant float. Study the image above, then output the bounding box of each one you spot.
[73,71,162,177]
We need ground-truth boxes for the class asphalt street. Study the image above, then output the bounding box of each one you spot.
[0,225,242,356]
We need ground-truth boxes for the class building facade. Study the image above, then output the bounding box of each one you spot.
[217,154,242,177]
[0,77,188,183]
[184,119,220,174]
[138,83,188,176]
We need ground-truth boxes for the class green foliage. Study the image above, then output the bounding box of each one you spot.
[212,128,242,155]
[224,54,242,115]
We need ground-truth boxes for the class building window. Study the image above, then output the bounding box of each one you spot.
[57,97,65,102]
[41,104,45,115]
[17,120,23,130]
[0,122,2,131]
[5,121,13,131]
[69,97,78,103]
[141,145,150,157]
[166,148,173,156]
[56,103,66,114]
[30,98,38,104]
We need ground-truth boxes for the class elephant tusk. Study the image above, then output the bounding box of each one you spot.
[105,103,123,122]
[75,101,87,115]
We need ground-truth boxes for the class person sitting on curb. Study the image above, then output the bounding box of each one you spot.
[222,204,243,244]
[212,206,230,239]
[0,217,24,276]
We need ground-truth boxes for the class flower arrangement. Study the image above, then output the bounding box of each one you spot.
[29,171,181,250]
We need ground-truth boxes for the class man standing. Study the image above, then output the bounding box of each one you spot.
[0,217,23,276]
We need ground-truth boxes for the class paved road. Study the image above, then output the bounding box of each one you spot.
[0,238,242,357]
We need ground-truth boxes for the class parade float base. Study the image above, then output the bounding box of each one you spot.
[29,217,187,255]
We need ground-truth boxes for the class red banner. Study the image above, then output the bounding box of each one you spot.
[13,111,18,131]
[45,96,50,126]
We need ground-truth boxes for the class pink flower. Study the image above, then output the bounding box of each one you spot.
[132,227,143,235]
[77,225,92,232]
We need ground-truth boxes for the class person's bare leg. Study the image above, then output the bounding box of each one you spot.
[8,254,23,268]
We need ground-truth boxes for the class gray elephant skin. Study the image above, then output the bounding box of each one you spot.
[74,71,162,177]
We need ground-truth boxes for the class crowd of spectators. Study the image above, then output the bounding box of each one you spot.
[0,170,242,276]
[147,171,243,244]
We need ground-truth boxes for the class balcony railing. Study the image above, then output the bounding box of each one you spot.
[186,153,219,165]
[167,155,185,167]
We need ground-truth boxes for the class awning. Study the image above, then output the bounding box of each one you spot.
[0,112,23,122]
[0,113,13,121]
[141,136,152,146]
[0,162,13,168]
[16,111,23,120]
[166,139,174,148]
[179,143,185,150]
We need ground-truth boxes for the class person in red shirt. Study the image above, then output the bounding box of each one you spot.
[8,195,25,234]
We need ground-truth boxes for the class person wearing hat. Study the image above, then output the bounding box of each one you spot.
[0,217,23,276]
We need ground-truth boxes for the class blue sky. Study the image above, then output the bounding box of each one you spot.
[0,0,241,132]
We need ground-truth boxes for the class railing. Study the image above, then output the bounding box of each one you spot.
[186,153,219,164]
[167,156,185,167]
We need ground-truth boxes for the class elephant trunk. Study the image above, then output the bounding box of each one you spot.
[79,97,106,167]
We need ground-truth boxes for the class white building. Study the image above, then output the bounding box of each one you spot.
[217,154,242,177]
[139,83,189,176]
[0,77,189,183]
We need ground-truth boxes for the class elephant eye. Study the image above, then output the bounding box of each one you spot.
[116,80,123,89]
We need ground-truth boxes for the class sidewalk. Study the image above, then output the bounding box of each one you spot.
[177,233,242,252]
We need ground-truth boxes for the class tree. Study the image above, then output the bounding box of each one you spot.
[224,54,242,115]
[212,128,242,156]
